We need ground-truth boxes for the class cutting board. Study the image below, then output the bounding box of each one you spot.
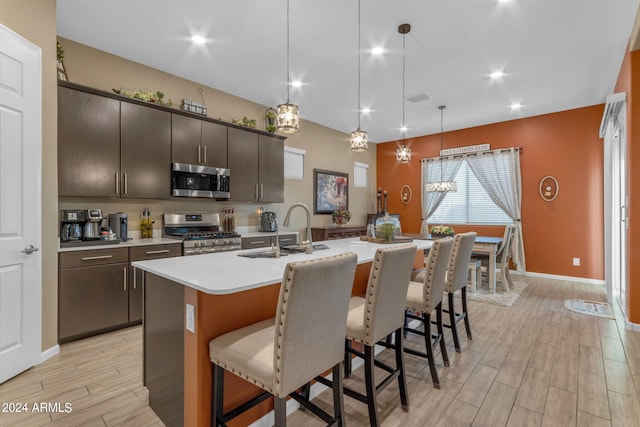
[359,236,414,244]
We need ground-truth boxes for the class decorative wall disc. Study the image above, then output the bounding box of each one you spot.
[539,176,559,201]
[401,185,412,204]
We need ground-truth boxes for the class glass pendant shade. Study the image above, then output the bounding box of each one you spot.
[276,102,299,134]
[425,105,457,193]
[350,129,368,152]
[396,145,411,163]
[425,181,458,192]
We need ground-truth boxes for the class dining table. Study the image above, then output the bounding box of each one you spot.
[402,233,504,292]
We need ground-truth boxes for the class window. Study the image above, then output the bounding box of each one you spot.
[429,160,511,225]
[354,162,368,187]
[284,146,305,180]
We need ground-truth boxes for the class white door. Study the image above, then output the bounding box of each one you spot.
[0,24,42,384]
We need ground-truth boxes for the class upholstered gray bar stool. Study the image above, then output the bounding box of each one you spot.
[443,232,477,352]
[404,237,454,389]
[209,253,357,427]
[326,244,416,427]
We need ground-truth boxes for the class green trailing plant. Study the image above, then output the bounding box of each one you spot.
[112,88,173,107]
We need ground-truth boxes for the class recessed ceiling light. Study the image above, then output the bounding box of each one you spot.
[490,70,505,79]
[400,126,408,132]
[498,0,511,3]
[361,107,371,114]
[291,80,302,88]
[510,102,522,110]
[191,35,206,45]
[371,46,384,56]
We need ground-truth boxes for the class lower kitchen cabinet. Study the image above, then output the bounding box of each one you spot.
[58,243,181,343]
[311,225,368,242]
[241,234,297,249]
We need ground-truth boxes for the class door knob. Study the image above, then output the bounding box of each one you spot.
[22,245,39,254]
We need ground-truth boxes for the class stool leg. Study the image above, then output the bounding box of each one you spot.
[424,312,441,389]
[461,287,473,340]
[394,328,409,411]
[344,339,352,378]
[274,396,287,427]
[364,345,380,427]
[448,292,461,353]
[436,302,449,367]
[211,364,224,427]
[332,363,346,427]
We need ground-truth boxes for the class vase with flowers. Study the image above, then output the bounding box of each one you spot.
[332,206,351,226]
[430,225,455,238]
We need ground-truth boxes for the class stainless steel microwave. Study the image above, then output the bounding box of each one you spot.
[171,163,230,199]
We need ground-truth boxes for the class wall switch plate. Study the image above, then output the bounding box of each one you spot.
[573,257,580,266]
[186,303,195,333]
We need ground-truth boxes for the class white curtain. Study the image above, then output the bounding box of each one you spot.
[466,148,526,271]
[420,157,463,233]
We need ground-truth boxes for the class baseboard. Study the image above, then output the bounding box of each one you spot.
[248,345,383,427]
[624,320,640,332]
[40,344,60,363]
[511,270,605,286]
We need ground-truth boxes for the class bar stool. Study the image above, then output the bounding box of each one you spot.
[209,253,358,427]
[314,245,415,427]
[443,232,477,353]
[404,237,454,388]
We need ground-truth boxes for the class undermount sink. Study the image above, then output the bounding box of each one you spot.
[237,244,330,259]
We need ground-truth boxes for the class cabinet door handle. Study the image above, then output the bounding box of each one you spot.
[133,266,136,290]
[123,267,127,291]
[81,255,113,261]
[203,145,207,164]
[146,249,170,255]
[198,145,201,163]
[260,184,264,201]
[115,173,119,195]
[250,240,267,244]
[123,173,128,195]
[255,184,259,201]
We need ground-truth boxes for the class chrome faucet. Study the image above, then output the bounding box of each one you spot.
[283,203,313,254]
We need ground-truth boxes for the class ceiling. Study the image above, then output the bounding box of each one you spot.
[57,0,640,143]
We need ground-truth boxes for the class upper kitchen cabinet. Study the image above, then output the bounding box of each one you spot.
[120,103,171,199]
[227,128,284,203]
[171,113,228,167]
[58,82,171,199]
[58,86,121,197]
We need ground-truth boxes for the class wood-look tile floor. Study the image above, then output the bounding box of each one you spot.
[2,275,640,426]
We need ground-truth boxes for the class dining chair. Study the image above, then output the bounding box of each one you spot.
[443,232,477,353]
[474,224,516,292]
[208,252,357,427]
[404,237,454,388]
[337,244,416,427]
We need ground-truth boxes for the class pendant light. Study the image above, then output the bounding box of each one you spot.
[350,0,368,152]
[277,0,299,133]
[425,105,458,192]
[396,23,411,163]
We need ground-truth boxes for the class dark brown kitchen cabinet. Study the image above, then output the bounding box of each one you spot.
[241,234,297,249]
[171,114,228,167]
[59,248,130,343]
[311,225,368,242]
[128,243,182,322]
[121,103,171,199]
[58,86,121,197]
[227,128,284,202]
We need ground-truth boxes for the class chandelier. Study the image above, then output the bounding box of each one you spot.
[276,0,299,134]
[350,0,367,152]
[425,105,458,192]
[396,23,411,163]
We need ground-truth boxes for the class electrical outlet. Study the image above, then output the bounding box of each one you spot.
[186,303,195,333]
[573,257,580,266]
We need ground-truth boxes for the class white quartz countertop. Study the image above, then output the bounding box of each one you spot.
[132,237,432,295]
[58,237,181,252]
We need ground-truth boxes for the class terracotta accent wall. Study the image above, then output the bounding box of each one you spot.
[1,0,59,350]
[377,106,605,280]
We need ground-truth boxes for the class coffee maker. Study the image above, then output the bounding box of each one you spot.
[84,209,103,240]
[108,212,128,241]
[259,211,278,232]
[60,210,85,242]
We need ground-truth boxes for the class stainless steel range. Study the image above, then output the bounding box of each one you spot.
[163,213,241,256]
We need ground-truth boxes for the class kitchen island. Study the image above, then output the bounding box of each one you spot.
[132,237,432,427]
